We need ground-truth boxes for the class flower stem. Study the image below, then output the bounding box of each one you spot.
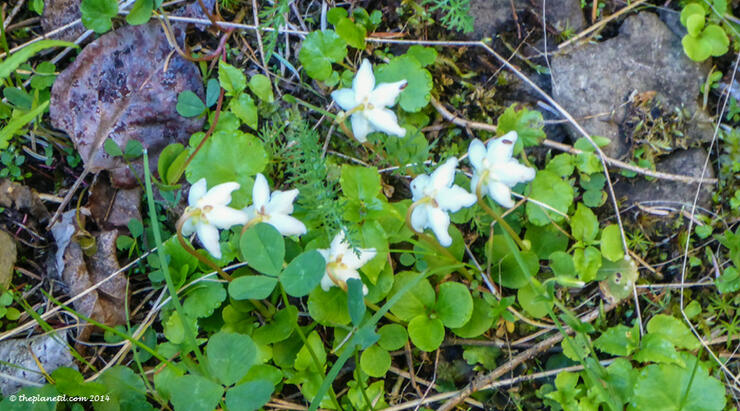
[405,200,473,281]
[475,176,529,251]
[176,213,233,282]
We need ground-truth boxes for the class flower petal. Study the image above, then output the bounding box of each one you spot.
[343,247,377,270]
[487,181,515,208]
[470,173,482,197]
[365,108,406,137]
[492,160,536,187]
[251,173,270,209]
[181,217,196,236]
[320,271,335,291]
[427,207,452,247]
[207,206,248,229]
[410,204,429,233]
[331,88,357,111]
[196,222,222,259]
[468,139,486,171]
[410,174,430,201]
[243,205,257,221]
[267,214,307,236]
[265,189,299,215]
[487,131,517,164]
[353,59,375,101]
[350,113,372,143]
[436,185,477,212]
[430,158,458,192]
[188,178,207,207]
[368,80,407,108]
[330,230,350,258]
[200,182,240,207]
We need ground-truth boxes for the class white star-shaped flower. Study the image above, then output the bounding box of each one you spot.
[331,58,407,143]
[182,178,249,259]
[244,173,307,236]
[468,131,536,208]
[410,158,477,247]
[318,230,376,295]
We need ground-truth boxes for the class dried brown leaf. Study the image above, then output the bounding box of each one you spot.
[88,176,142,229]
[41,0,85,41]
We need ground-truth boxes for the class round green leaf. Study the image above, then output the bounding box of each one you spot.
[229,93,258,130]
[525,170,574,226]
[597,256,638,303]
[682,35,711,62]
[701,24,730,56]
[170,375,224,411]
[307,287,351,325]
[225,380,274,411]
[219,60,246,95]
[600,224,625,262]
[406,45,437,67]
[489,236,540,289]
[298,30,347,81]
[389,272,435,321]
[435,282,473,328]
[632,353,726,411]
[378,324,408,350]
[80,0,118,33]
[205,78,220,107]
[240,223,284,276]
[571,203,598,244]
[280,250,325,297]
[185,129,268,208]
[517,283,553,319]
[176,90,206,118]
[360,345,391,377]
[126,0,153,25]
[183,281,226,318]
[408,315,444,352]
[228,275,278,300]
[451,297,494,338]
[646,314,700,351]
[253,306,297,345]
[206,331,258,386]
[335,17,366,50]
[680,3,706,27]
[248,74,274,102]
[375,55,433,112]
[686,13,705,37]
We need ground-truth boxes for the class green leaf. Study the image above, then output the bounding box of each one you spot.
[186,130,268,208]
[525,223,569,259]
[646,314,700,350]
[594,324,639,356]
[4,87,32,110]
[280,250,325,297]
[308,287,351,325]
[335,17,366,50]
[463,345,500,369]
[80,0,118,33]
[248,74,274,102]
[571,203,598,244]
[157,143,186,184]
[229,275,278,300]
[389,272,435,321]
[207,331,257,386]
[225,380,274,411]
[435,282,473,328]
[205,78,220,107]
[488,235,540,289]
[451,297,494,338]
[104,138,123,157]
[176,90,206,118]
[716,266,740,293]
[597,257,638,302]
[497,104,545,148]
[253,306,297,345]
[0,41,76,83]
[327,7,348,25]
[1,384,59,410]
[295,331,326,372]
[53,367,106,396]
[600,224,624,262]
[408,315,444,352]
[183,281,226,318]
[124,139,143,159]
[219,60,247,94]
[360,344,391,377]
[680,3,706,27]
[682,35,712,62]
[517,283,552,318]
[347,278,366,327]
[573,246,602,282]
[525,170,574,226]
[230,92,258,130]
[378,324,408,350]
[406,45,437,67]
[702,24,730,56]
[126,0,153,25]
[99,366,153,411]
[169,375,224,411]
[546,153,575,177]
[298,30,347,81]
[0,100,49,150]
[634,333,684,366]
[241,223,284,276]
[375,55,433,112]
[632,353,726,411]
[686,13,705,37]
[340,165,381,201]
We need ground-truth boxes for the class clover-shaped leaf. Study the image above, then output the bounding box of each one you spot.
[298,30,347,81]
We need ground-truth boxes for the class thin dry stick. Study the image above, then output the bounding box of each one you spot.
[387,366,484,409]
[437,300,621,411]
[429,98,718,185]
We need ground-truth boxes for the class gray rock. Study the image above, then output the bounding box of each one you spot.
[0,331,75,396]
[532,0,587,33]
[552,12,712,158]
[469,0,524,39]
[0,230,16,290]
[615,148,715,209]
